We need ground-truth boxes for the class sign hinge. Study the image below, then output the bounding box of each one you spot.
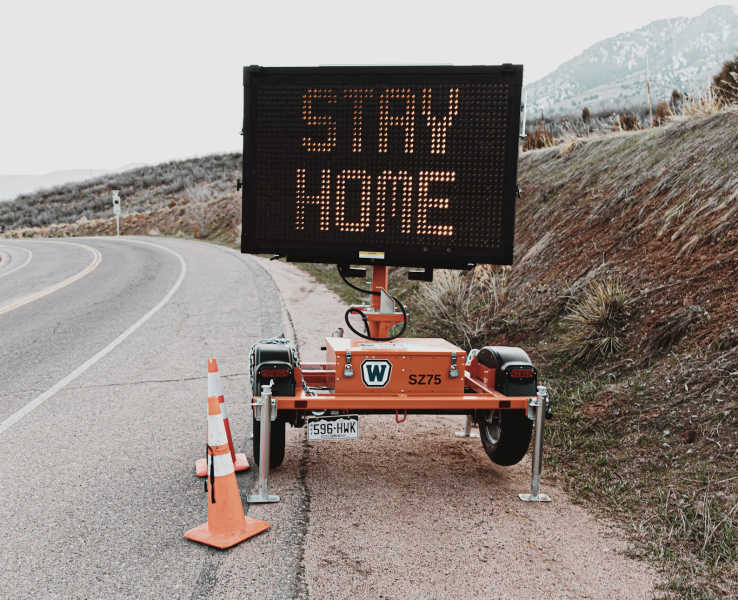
[344,351,354,378]
[449,352,459,378]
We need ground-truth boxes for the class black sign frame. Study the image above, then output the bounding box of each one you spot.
[242,65,522,268]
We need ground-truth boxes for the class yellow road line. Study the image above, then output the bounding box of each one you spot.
[0,241,102,316]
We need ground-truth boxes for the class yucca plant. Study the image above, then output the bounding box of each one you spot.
[560,277,631,364]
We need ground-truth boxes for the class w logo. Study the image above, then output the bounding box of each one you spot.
[361,359,392,387]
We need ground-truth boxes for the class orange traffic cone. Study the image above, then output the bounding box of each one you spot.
[195,358,249,476]
[185,395,269,549]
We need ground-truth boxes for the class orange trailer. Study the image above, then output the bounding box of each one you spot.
[241,65,551,500]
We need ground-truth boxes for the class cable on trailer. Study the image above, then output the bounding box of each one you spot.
[338,265,408,341]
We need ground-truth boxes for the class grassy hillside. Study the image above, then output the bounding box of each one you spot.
[0,154,241,241]
[2,110,736,597]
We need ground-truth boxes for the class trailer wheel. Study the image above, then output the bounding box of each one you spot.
[252,415,286,469]
[479,409,532,466]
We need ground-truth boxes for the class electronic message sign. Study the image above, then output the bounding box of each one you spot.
[242,65,523,268]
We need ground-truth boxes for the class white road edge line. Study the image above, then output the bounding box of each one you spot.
[0,238,187,435]
[0,241,101,315]
[0,244,33,280]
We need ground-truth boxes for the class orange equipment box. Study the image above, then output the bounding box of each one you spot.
[325,337,466,396]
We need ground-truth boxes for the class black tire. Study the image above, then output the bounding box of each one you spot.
[252,415,286,469]
[479,409,533,466]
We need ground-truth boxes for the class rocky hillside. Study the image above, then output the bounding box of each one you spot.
[526,5,738,116]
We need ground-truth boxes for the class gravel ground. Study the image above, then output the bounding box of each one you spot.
[255,257,658,600]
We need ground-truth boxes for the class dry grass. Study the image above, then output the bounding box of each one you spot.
[522,120,556,151]
[559,277,631,363]
[511,110,738,597]
[682,87,724,117]
[524,81,737,154]
[557,135,585,157]
[183,184,213,238]
[1,188,242,245]
[545,369,738,598]
[649,305,709,352]
[520,110,738,248]
[412,267,510,349]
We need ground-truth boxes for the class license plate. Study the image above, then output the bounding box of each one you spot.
[307,414,359,441]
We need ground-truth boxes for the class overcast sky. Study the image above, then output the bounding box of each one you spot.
[0,0,734,174]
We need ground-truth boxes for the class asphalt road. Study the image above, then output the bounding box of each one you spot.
[0,237,304,599]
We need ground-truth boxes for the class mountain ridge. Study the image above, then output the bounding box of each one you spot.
[526,5,738,117]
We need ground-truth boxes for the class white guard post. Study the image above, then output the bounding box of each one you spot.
[247,383,280,503]
[455,414,479,438]
[112,190,121,236]
[519,385,552,502]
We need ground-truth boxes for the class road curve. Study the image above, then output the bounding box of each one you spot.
[0,243,33,282]
[0,237,301,599]
[0,241,101,316]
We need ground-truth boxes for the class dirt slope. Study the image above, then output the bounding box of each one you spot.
[514,110,737,351]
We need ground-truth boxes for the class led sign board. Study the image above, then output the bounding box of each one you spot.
[242,65,523,268]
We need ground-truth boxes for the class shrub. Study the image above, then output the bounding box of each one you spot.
[617,113,641,131]
[581,106,591,124]
[712,53,738,105]
[653,101,671,126]
[560,277,631,363]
